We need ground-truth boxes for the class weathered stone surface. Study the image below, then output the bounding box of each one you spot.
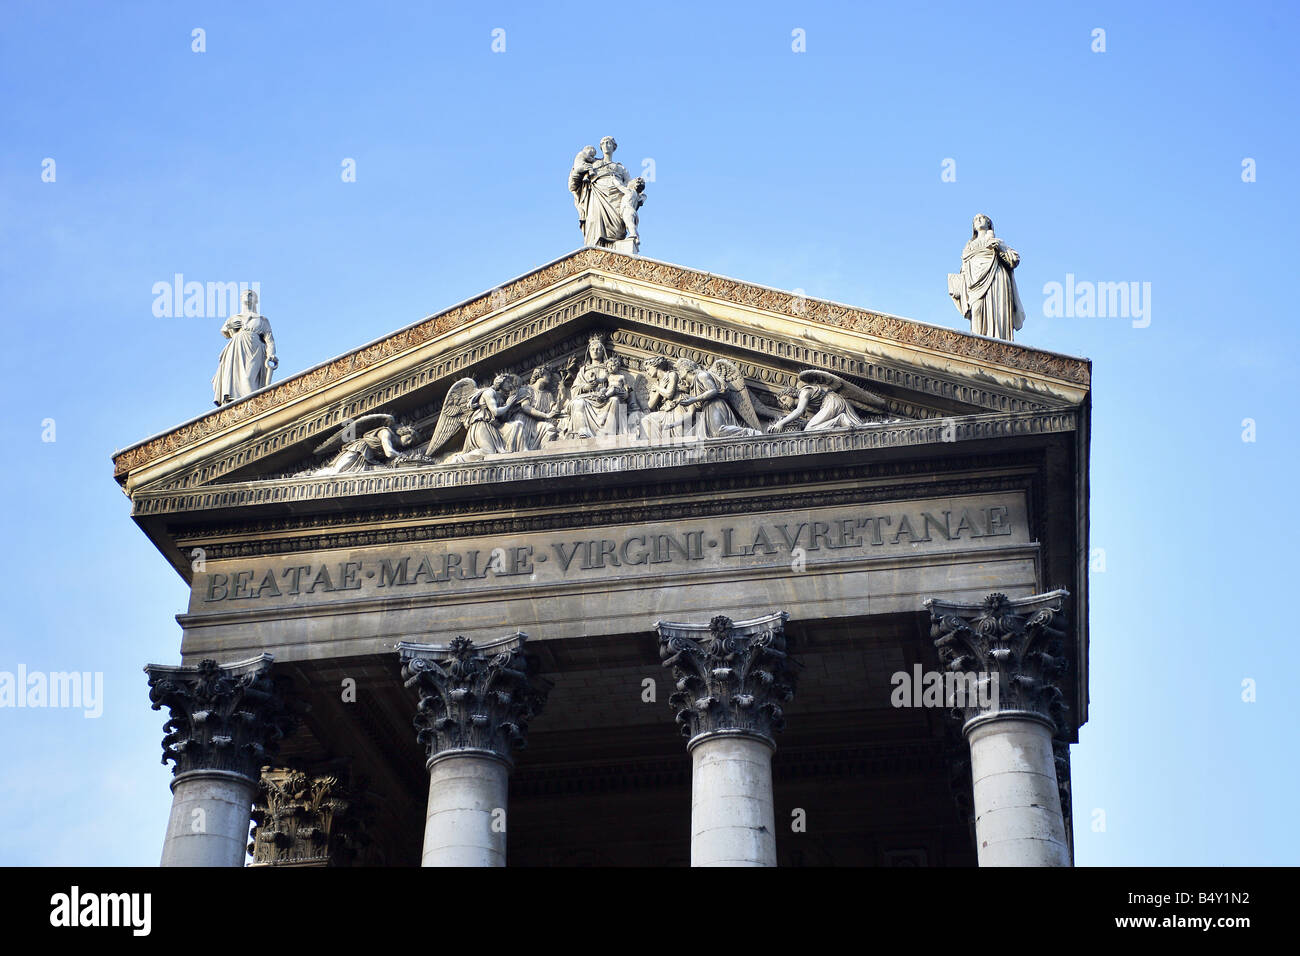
[690,735,777,867]
[160,771,256,867]
[656,612,795,746]
[926,590,1069,731]
[398,634,551,764]
[249,766,371,867]
[112,248,1091,490]
[967,717,1070,866]
[145,655,298,781]
[422,753,509,867]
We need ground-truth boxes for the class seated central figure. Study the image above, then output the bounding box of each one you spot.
[568,333,629,439]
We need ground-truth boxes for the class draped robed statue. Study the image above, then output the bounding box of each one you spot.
[948,214,1026,341]
[212,289,278,405]
[569,136,646,254]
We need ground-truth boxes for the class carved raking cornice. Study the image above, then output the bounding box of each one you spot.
[925,590,1070,734]
[398,634,552,766]
[656,611,797,748]
[144,655,301,782]
[113,247,1090,483]
[249,766,371,867]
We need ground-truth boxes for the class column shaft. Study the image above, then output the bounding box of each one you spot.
[967,716,1070,867]
[399,634,550,868]
[422,754,509,867]
[146,654,297,868]
[690,734,777,867]
[160,771,257,867]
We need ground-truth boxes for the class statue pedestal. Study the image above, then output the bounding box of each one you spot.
[610,237,639,255]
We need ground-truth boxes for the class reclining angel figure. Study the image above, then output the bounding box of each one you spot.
[767,369,891,433]
[424,374,522,464]
[312,414,424,474]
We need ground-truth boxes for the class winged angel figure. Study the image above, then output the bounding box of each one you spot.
[766,369,892,433]
[313,414,431,474]
[672,357,770,438]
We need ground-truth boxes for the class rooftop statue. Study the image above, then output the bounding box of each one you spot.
[948,214,1025,341]
[212,289,278,405]
[569,137,645,254]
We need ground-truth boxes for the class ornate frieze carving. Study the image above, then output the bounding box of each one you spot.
[656,611,797,746]
[133,409,1076,519]
[925,590,1069,732]
[397,634,552,765]
[144,655,300,781]
[114,247,1089,483]
[248,766,371,866]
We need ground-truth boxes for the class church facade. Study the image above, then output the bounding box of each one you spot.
[116,247,1091,866]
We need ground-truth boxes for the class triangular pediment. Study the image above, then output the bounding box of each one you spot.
[113,248,1090,502]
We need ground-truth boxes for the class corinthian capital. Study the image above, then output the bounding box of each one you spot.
[924,590,1069,732]
[397,634,551,765]
[655,611,796,747]
[144,654,300,782]
[249,766,371,867]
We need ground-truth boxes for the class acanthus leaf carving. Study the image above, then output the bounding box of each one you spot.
[144,655,302,781]
[398,634,551,763]
[656,611,798,746]
[925,590,1070,732]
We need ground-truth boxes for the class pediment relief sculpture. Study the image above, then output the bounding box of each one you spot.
[312,414,432,475]
[300,335,910,476]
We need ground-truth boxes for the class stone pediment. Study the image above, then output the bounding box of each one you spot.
[113,248,1090,513]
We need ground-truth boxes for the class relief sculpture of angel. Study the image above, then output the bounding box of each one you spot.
[672,357,765,438]
[638,355,692,442]
[503,365,563,452]
[424,374,522,464]
[312,415,426,475]
[767,370,892,433]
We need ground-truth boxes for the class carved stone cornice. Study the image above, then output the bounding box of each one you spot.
[925,590,1069,733]
[656,611,797,748]
[248,766,370,867]
[132,409,1076,519]
[397,634,552,766]
[144,655,300,782]
[172,458,1037,561]
[113,247,1089,485]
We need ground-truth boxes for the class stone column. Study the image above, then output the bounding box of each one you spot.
[655,612,797,867]
[145,655,298,867]
[398,634,551,867]
[926,590,1072,867]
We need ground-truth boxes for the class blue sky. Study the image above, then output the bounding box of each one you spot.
[1,0,1296,865]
